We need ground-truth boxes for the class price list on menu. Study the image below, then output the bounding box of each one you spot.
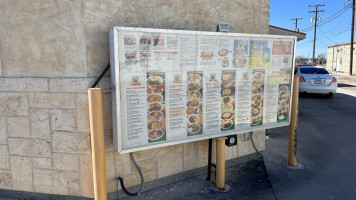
[204,72,221,134]
[121,80,147,146]
[110,27,295,151]
[167,76,186,138]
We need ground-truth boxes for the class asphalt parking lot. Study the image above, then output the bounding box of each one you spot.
[264,80,356,199]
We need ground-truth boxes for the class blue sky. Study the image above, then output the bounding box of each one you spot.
[270,0,353,58]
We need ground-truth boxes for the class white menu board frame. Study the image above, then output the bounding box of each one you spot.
[110,26,297,154]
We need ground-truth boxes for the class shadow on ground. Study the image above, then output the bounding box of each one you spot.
[264,92,356,200]
[337,83,356,88]
[123,158,275,200]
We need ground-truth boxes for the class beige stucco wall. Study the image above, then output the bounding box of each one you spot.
[0,0,270,198]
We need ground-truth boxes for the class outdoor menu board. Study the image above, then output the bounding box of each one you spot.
[110,27,296,153]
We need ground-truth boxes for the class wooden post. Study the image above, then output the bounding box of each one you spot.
[216,137,226,189]
[288,76,299,166]
[88,88,108,200]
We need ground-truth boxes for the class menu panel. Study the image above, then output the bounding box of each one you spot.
[111,27,295,151]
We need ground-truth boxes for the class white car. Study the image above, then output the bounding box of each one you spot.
[296,65,337,97]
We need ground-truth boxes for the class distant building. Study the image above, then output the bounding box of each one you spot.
[326,42,356,75]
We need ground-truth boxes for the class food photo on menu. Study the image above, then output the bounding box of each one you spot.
[186,72,203,136]
[147,72,167,143]
[221,71,236,131]
[218,48,230,68]
[272,41,292,55]
[233,40,249,68]
[154,38,165,46]
[250,70,265,126]
[277,84,290,123]
[124,35,136,46]
[200,50,214,61]
[139,35,152,51]
[249,40,271,67]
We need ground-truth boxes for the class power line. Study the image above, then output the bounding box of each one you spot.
[316,26,351,39]
[298,22,351,47]
[302,4,351,32]
[316,44,326,48]
[298,40,315,47]
[318,27,336,43]
[319,20,351,33]
[300,20,351,40]
[322,27,351,38]
[301,4,351,32]
[306,28,350,45]
[297,28,351,47]
[298,28,348,46]
[317,7,351,27]
[302,7,350,32]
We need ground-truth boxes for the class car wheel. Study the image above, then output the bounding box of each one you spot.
[325,93,333,98]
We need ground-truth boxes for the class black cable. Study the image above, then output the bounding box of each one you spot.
[117,153,144,197]
[301,4,351,32]
[308,27,351,46]
[241,132,264,155]
[91,64,110,88]
[297,27,351,47]
[301,5,351,32]
[319,20,351,34]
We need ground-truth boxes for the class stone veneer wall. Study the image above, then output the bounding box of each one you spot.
[0,0,270,198]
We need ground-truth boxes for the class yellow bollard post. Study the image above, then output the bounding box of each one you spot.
[216,137,226,189]
[288,76,299,166]
[88,88,108,200]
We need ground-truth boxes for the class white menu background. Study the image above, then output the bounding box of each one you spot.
[110,27,296,153]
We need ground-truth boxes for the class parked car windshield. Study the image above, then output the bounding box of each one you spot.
[300,67,329,74]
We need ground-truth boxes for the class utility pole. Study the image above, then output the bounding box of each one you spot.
[290,18,303,32]
[309,4,325,65]
[350,0,355,75]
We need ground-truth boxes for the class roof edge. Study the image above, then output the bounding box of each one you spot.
[327,41,356,48]
[269,25,307,35]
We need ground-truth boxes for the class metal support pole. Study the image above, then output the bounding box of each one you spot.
[350,0,355,75]
[290,18,303,31]
[216,137,226,189]
[295,20,298,31]
[312,9,318,64]
[88,88,108,200]
[309,4,325,65]
[206,139,212,181]
[288,76,299,166]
